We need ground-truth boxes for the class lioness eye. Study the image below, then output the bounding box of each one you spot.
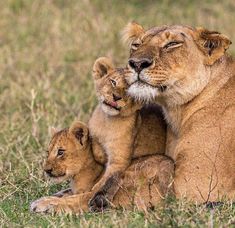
[164,41,183,49]
[110,79,116,87]
[57,148,65,156]
[132,43,140,49]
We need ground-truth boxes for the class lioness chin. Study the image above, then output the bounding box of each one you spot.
[123,23,235,203]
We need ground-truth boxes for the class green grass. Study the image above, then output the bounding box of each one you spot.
[0,0,235,227]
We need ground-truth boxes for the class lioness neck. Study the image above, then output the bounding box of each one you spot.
[161,55,235,136]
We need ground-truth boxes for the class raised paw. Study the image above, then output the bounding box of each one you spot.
[88,192,110,212]
[30,197,58,214]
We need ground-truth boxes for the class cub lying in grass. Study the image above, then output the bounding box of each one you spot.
[30,121,174,214]
[88,57,167,211]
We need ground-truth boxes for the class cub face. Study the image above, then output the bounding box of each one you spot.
[93,57,138,116]
[44,121,90,183]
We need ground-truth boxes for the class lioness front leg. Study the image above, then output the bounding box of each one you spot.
[173,126,235,203]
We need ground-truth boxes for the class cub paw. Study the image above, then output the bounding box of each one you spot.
[88,192,109,212]
[30,197,57,213]
[53,188,72,198]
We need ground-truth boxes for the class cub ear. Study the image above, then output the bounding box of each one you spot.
[92,57,115,80]
[69,121,89,147]
[194,27,232,65]
[122,22,145,46]
[49,126,60,137]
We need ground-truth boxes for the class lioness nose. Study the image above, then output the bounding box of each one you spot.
[128,58,153,73]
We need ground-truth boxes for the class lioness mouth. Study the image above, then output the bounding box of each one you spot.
[103,101,121,111]
[132,79,166,92]
[157,85,167,92]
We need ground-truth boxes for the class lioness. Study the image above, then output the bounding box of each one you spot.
[123,22,235,203]
[30,121,174,214]
[88,57,166,210]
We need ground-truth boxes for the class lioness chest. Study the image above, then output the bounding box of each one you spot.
[166,74,235,160]
[167,75,235,201]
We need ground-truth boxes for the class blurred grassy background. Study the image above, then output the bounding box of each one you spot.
[0,0,235,227]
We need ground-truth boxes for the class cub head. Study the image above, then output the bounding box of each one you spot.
[123,23,232,105]
[92,57,141,116]
[44,121,90,183]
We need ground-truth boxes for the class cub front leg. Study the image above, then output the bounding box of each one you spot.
[30,193,92,214]
[30,196,62,214]
[89,155,131,212]
[53,188,73,198]
[92,139,107,164]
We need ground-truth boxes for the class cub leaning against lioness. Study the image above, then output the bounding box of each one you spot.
[88,57,167,211]
[30,121,174,214]
[30,57,171,213]
[123,23,235,203]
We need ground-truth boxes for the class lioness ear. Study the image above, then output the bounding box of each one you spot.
[195,27,232,65]
[92,57,115,80]
[69,121,89,147]
[122,22,145,46]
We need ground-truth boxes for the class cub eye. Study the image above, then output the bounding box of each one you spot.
[57,148,65,157]
[164,41,183,49]
[110,79,116,87]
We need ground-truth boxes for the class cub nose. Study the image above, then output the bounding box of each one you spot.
[128,58,153,73]
[44,168,53,176]
[113,94,122,101]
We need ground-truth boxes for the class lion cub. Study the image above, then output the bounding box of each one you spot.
[88,57,167,210]
[43,121,103,195]
[31,121,174,214]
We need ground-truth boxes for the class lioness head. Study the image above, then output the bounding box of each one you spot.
[44,121,90,183]
[92,57,140,116]
[123,23,231,105]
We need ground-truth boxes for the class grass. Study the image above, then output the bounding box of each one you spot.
[0,0,235,227]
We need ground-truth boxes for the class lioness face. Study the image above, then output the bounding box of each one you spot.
[123,23,231,105]
[93,57,135,116]
[44,121,89,183]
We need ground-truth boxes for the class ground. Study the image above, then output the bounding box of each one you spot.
[0,0,235,227]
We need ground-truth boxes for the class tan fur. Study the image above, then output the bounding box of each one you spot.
[43,121,101,194]
[123,23,235,203]
[122,22,145,46]
[30,122,174,214]
[88,57,167,209]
